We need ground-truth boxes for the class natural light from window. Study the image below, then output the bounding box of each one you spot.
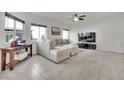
[16,21,23,30]
[63,29,69,39]
[31,26,39,40]
[5,15,24,43]
[31,25,46,40]
[5,17,14,29]
[39,27,46,39]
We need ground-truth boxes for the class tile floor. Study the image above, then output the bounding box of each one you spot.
[0,49,124,80]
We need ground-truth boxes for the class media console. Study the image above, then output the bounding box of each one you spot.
[78,42,96,49]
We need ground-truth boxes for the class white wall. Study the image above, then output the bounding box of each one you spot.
[70,13,124,53]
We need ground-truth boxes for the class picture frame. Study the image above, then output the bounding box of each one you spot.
[51,26,60,35]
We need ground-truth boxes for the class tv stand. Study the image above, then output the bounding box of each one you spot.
[78,42,96,50]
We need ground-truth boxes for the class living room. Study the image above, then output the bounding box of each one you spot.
[1,0,124,93]
[0,12,124,80]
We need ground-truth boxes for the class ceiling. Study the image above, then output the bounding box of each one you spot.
[27,12,122,25]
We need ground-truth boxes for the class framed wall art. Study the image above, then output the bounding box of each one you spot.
[51,26,60,35]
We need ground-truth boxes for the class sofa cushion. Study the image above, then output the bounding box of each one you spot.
[56,39,62,46]
[62,39,70,45]
[49,41,55,49]
[53,39,57,46]
[50,47,70,56]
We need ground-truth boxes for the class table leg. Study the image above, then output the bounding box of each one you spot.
[25,47,28,52]
[30,45,32,57]
[1,49,6,71]
[9,50,14,71]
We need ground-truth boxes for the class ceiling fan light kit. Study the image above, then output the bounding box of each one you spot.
[73,16,79,22]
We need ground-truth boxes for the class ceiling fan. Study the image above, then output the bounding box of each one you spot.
[72,14,86,22]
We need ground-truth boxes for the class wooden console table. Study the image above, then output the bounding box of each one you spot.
[0,44,32,71]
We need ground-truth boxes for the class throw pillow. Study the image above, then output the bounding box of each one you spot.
[53,39,57,46]
[56,39,62,45]
[62,39,70,45]
[49,41,55,50]
[67,39,70,44]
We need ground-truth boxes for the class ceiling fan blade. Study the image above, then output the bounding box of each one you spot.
[79,17,84,20]
[80,15,86,17]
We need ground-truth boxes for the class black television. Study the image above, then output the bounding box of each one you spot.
[78,32,96,42]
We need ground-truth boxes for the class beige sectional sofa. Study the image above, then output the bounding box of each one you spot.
[37,39,79,63]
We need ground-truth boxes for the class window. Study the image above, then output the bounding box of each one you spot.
[31,26,39,40]
[6,35,13,43]
[5,13,25,43]
[62,29,69,39]
[31,24,47,40]
[39,27,46,39]
[16,21,23,31]
[15,21,23,41]
[16,33,23,40]
[5,17,14,31]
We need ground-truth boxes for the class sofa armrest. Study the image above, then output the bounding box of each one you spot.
[37,40,51,56]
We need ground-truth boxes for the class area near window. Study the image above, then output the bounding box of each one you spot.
[5,13,25,43]
[62,29,70,39]
[6,35,13,43]
[31,23,47,40]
